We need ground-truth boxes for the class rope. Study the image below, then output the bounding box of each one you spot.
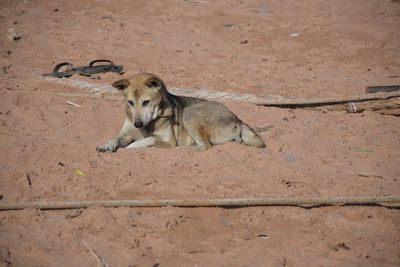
[1,196,399,211]
[169,88,400,107]
[40,77,400,109]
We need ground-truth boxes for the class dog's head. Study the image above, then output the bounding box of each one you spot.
[112,73,167,128]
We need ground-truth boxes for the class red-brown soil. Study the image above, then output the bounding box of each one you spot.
[0,0,399,266]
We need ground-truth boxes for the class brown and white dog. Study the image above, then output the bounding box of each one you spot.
[97,73,265,152]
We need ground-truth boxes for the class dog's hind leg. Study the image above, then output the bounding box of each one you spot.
[184,124,211,150]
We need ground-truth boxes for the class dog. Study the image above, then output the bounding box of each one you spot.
[96,73,265,152]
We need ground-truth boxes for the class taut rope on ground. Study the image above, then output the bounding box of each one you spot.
[1,196,399,211]
[40,77,400,112]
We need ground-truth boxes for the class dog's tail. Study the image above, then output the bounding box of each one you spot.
[240,123,266,148]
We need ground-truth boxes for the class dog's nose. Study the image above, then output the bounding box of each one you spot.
[134,121,144,128]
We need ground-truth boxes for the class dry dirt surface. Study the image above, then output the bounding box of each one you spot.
[1,0,400,266]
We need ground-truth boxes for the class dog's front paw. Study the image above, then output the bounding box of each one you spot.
[96,139,118,153]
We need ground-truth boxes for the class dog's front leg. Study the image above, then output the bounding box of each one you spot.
[126,136,157,149]
[97,119,142,152]
[96,134,134,152]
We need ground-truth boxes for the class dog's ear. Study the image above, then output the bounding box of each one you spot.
[145,77,162,90]
[112,79,130,91]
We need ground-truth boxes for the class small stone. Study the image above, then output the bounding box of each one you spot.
[7,28,22,41]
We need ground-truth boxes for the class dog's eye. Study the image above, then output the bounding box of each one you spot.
[127,100,134,106]
[142,100,150,106]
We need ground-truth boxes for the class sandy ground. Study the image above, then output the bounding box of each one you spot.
[1,0,400,266]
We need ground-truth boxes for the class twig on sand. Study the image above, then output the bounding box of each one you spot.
[26,174,32,187]
[358,173,383,179]
[66,101,81,107]
[81,240,109,267]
